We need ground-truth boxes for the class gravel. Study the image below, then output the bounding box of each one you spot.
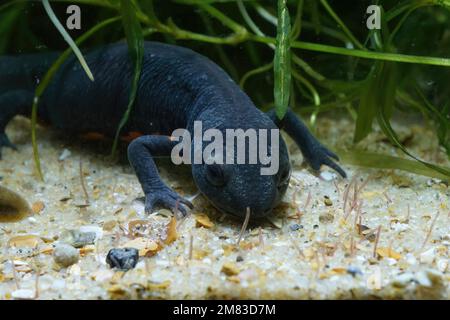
[0,116,448,299]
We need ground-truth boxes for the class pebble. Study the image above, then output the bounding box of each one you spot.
[91,269,114,282]
[79,226,103,240]
[426,179,440,187]
[391,223,409,232]
[51,279,66,290]
[103,220,117,231]
[11,289,35,300]
[58,149,71,161]
[27,217,38,224]
[366,268,382,290]
[60,229,97,248]
[346,266,363,277]
[392,272,415,288]
[437,259,448,273]
[106,248,139,270]
[320,171,336,181]
[323,196,333,206]
[267,216,283,229]
[419,248,435,264]
[158,209,173,217]
[289,224,303,231]
[221,262,240,276]
[53,244,79,268]
[319,212,334,223]
[415,271,432,287]
[405,253,418,265]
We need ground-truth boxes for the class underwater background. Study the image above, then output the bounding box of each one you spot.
[0,0,449,300]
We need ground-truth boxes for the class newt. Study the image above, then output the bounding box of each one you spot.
[0,41,346,218]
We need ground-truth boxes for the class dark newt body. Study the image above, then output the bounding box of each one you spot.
[0,41,346,218]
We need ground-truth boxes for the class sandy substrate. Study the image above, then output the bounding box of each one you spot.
[0,116,448,300]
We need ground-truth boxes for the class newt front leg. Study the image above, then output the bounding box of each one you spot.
[267,109,347,178]
[127,135,194,215]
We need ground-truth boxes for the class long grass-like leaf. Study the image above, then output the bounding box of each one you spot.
[111,0,144,156]
[0,0,26,12]
[274,0,291,120]
[377,111,450,178]
[200,11,239,81]
[252,35,450,67]
[31,17,120,180]
[292,68,320,106]
[0,2,22,52]
[337,150,450,181]
[240,62,273,89]
[354,61,398,143]
[291,0,304,40]
[42,0,94,81]
[319,0,365,50]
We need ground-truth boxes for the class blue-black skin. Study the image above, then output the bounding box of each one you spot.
[0,41,346,218]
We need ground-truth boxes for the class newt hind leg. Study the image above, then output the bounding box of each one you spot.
[0,90,34,159]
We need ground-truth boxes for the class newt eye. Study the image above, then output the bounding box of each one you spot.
[206,164,226,187]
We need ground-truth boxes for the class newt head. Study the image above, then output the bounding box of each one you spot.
[190,126,291,219]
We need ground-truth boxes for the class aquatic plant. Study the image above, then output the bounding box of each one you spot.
[0,0,449,179]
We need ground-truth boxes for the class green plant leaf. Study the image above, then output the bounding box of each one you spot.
[274,0,291,120]
[42,0,94,81]
[354,66,378,143]
[240,61,273,89]
[31,17,120,180]
[415,86,450,157]
[354,39,399,143]
[319,0,365,50]
[0,2,23,52]
[111,0,144,156]
[337,149,450,181]
[377,105,450,178]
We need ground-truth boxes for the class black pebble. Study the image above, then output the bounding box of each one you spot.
[106,248,139,270]
[289,224,303,231]
[236,255,244,262]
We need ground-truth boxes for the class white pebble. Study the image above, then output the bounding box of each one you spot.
[12,289,35,300]
[366,267,382,290]
[212,249,224,257]
[392,223,409,232]
[92,269,114,282]
[420,248,435,264]
[386,258,398,266]
[393,272,415,287]
[27,217,38,224]
[415,271,432,287]
[53,244,79,267]
[320,171,337,181]
[79,225,103,240]
[131,201,145,215]
[58,149,71,161]
[437,259,448,273]
[156,260,170,267]
[405,253,418,265]
[51,279,66,290]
